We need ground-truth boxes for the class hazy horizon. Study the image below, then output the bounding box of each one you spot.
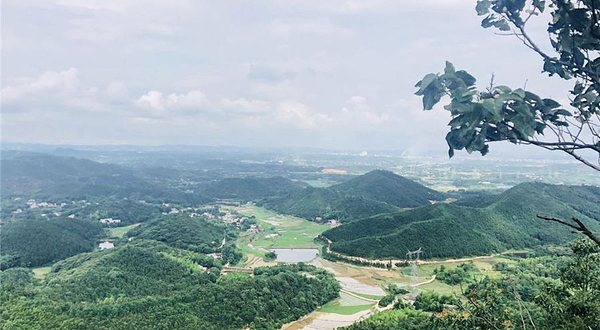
[2,0,573,153]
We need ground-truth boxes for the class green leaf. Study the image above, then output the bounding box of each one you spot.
[543,98,561,108]
[415,73,438,94]
[496,19,511,31]
[476,1,491,15]
[455,70,477,87]
[573,82,584,95]
[482,99,501,122]
[513,88,526,99]
[423,92,442,110]
[534,0,545,12]
[554,109,573,116]
[481,15,496,28]
[444,61,456,74]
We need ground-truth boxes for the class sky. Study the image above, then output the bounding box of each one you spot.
[1,0,575,154]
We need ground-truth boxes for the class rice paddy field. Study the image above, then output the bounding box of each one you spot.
[233,205,329,263]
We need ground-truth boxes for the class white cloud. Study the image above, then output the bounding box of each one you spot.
[2,0,569,149]
[277,102,332,128]
[1,68,126,113]
[135,90,210,117]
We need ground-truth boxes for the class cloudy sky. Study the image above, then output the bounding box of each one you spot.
[1,0,572,152]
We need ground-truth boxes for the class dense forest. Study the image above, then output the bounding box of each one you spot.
[1,241,340,330]
[265,170,438,221]
[126,214,227,253]
[331,170,443,207]
[201,176,306,200]
[324,182,600,259]
[0,218,104,269]
[265,187,398,222]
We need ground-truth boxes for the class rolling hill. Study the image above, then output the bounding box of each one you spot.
[323,182,600,259]
[126,214,226,253]
[0,151,208,204]
[201,176,305,200]
[331,170,444,207]
[264,170,441,221]
[0,218,104,268]
[2,240,339,330]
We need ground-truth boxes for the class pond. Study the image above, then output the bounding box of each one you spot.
[270,248,319,263]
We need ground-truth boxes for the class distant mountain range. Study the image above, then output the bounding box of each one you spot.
[323,182,600,259]
[0,151,206,204]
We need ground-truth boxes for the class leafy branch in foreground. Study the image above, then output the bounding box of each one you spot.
[415,0,600,172]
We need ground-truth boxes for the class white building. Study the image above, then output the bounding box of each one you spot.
[99,241,115,250]
[99,218,121,224]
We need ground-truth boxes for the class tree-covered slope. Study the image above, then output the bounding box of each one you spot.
[331,170,444,207]
[201,176,305,200]
[264,170,440,222]
[0,152,207,204]
[324,182,600,259]
[126,214,226,253]
[265,187,398,221]
[340,308,432,330]
[0,218,104,268]
[1,241,340,330]
[44,241,219,302]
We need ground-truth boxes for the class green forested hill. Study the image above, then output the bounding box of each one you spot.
[1,241,340,330]
[0,218,104,268]
[331,170,444,207]
[324,182,600,259]
[265,187,398,221]
[0,152,207,204]
[265,170,439,221]
[126,215,226,253]
[201,176,305,200]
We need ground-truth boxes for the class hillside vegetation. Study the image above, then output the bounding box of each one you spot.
[126,215,226,253]
[0,218,104,268]
[265,170,440,221]
[1,241,340,330]
[201,176,305,200]
[1,152,208,204]
[331,170,443,207]
[324,182,600,259]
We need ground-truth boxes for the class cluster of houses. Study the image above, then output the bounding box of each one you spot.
[246,224,263,234]
[99,217,121,224]
[26,199,68,209]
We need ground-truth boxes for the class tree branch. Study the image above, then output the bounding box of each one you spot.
[537,214,600,246]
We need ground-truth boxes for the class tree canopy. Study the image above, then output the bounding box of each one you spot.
[416,0,600,172]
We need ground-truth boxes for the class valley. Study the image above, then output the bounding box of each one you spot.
[1,150,598,330]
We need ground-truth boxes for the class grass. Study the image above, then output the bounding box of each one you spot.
[354,292,385,300]
[108,223,140,238]
[32,266,52,280]
[420,281,462,296]
[316,291,377,315]
[234,206,329,258]
[318,304,374,315]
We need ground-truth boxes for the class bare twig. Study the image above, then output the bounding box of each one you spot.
[537,215,600,246]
